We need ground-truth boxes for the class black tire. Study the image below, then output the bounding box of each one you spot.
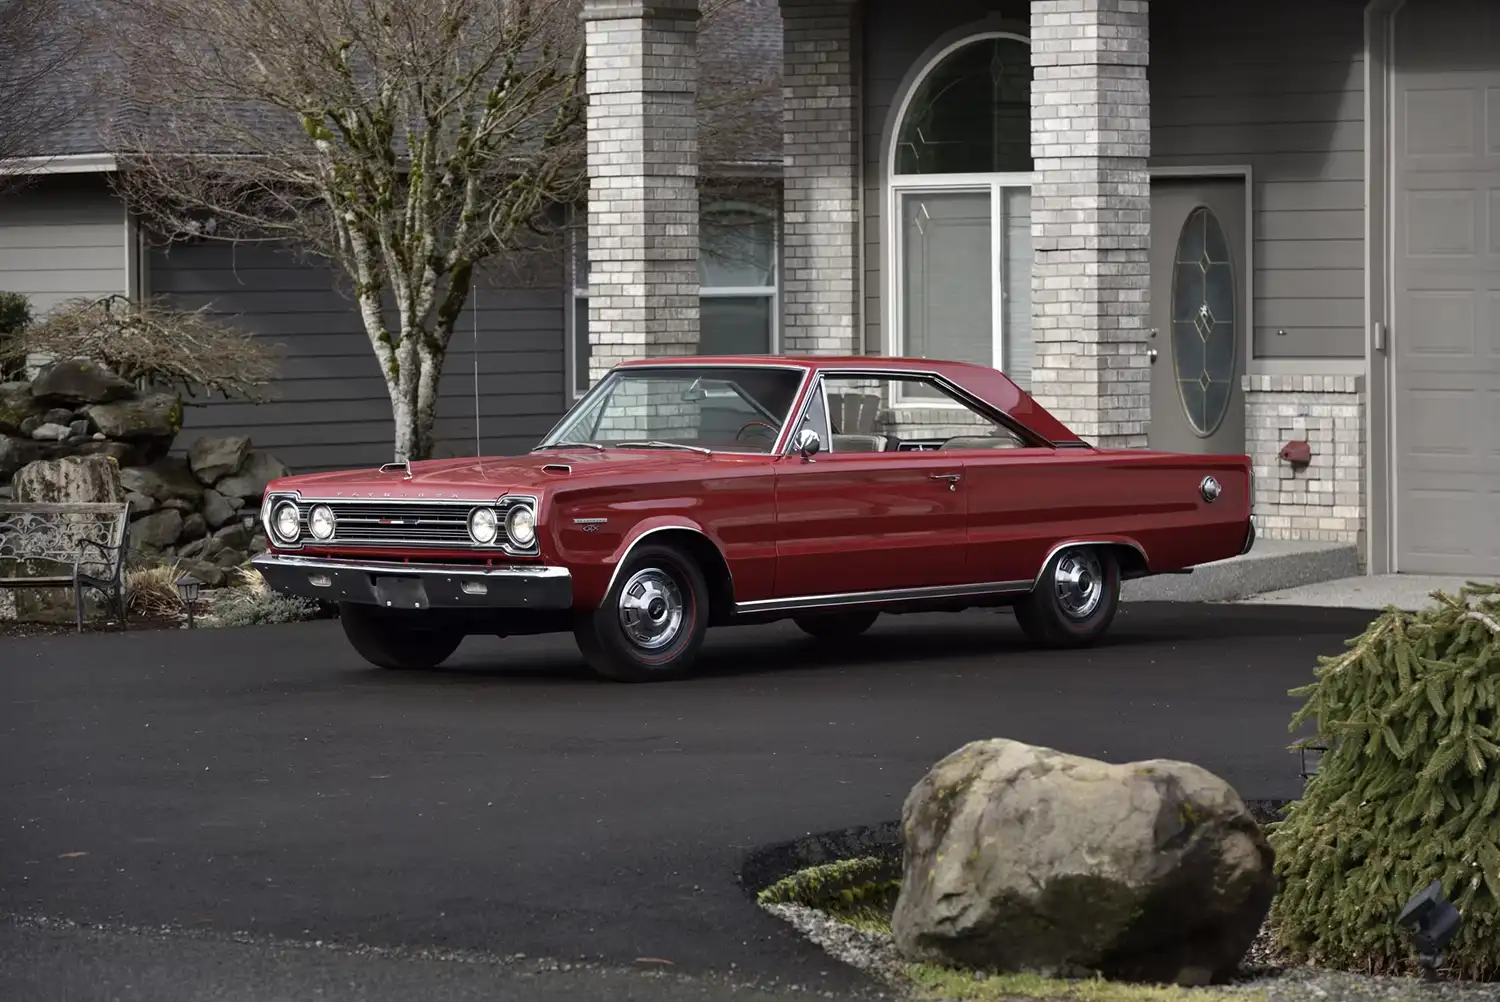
[793,609,880,641]
[1014,545,1121,649]
[573,543,710,683]
[339,603,464,670]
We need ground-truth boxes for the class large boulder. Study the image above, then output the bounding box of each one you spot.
[0,435,41,479]
[891,739,1275,987]
[119,457,204,506]
[0,382,40,434]
[129,508,184,552]
[201,489,238,530]
[84,393,182,441]
[10,454,125,504]
[29,359,135,406]
[215,451,289,500]
[187,435,250,485]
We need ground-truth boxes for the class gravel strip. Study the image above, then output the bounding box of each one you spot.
[757,905,1500,1002]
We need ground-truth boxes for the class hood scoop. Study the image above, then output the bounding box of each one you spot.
[541,463,572,475]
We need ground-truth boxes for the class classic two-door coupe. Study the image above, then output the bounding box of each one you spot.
[250,356,1256,682]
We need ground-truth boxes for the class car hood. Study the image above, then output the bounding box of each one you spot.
[263,449,723,499]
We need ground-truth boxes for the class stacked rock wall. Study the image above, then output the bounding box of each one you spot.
[1,360,281,586]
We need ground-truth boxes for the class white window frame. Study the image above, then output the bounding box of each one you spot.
[885,31,1035,409]
[566,200,781,402]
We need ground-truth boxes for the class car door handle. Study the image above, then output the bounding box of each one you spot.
[929,473,962,491]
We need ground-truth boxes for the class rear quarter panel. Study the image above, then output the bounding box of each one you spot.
[962,448,1253,581]
[543,459,777,609]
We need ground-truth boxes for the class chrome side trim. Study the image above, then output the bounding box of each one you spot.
[604,524,737,601]
[1034,539,1150,586]
[733,579,1033,616]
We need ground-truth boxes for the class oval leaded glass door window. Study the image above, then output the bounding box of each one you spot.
[1171,207,1237,436]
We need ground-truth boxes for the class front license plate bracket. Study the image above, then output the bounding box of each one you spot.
[372,575,429,609]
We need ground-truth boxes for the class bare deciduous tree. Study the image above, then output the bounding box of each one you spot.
[0,0,95,190]
[105,0,590,462]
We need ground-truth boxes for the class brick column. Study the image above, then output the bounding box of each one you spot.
[582,0,701,386]
[1029,0,1151,448]
[780,0,860,355]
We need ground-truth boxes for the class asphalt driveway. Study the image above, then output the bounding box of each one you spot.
[0,602,1372,1000]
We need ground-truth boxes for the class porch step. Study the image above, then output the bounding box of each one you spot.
[1121,537,1361,604]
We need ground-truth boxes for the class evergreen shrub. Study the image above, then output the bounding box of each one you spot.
[1269,583,1500,979]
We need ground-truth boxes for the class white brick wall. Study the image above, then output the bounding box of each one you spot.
[1029,0,1152,448]
[582,0,702,384]
[1244,374,1365,545]
[781,0,860,355]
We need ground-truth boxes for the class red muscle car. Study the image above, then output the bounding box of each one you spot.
[250,356,1256,682]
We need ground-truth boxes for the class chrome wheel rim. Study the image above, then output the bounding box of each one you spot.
[1054,549,1104,620]
[617,568,686,651]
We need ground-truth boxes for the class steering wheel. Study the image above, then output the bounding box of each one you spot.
[735,419,779,445]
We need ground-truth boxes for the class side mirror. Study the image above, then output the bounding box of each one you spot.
[794,427,821,460]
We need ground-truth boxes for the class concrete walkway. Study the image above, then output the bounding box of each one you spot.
[1237,573,1497,612]
[1123,537,1360,604]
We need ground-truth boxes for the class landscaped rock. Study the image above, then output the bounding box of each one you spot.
[30,422,71,442]
[212,523,252,551]
[215,450,288,501]
[188,435,250,485]
[180,512,207,542]
[0,435,41,478]
[124,490,157,516]
[29,359,135,406]
[181,560,227,589]
[200,489,238,530]
[69,419,91,439]
[10,454,125,504]
[119,458,204,506]
[84,393,182,441]
[19,414,41,436]
[72,439,141,467]
[0,382,40,433]
[891,738,1274,987]
[130,509,184,551]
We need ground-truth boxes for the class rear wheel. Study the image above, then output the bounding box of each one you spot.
[1014,545,1120,649]
[340,603,464,670]
[574,543,709,683]
[793,609,880,641]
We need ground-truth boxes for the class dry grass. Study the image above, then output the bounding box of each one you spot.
[122,559,187,621]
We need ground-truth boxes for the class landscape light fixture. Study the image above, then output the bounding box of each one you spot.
[1298,743,1327,779]
[175,573,202,629]
[1397,879,1462,981]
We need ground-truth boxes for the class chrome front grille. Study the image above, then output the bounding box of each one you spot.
[272,495,538,554]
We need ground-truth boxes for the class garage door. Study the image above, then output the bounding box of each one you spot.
[1393,0,1500,575]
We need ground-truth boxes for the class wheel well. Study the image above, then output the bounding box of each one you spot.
[1041,541,1150,583]
[643,529,735,625]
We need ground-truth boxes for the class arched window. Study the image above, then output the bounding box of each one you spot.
[888,33,1034,397]
[1171,207,1238,436]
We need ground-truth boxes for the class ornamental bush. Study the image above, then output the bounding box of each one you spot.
[1268,583,1500,980]
[0,291,31,380]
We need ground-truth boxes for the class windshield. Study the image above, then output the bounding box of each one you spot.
[536,366,806,454]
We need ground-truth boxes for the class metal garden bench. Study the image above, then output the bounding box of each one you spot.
[0,502,132,632]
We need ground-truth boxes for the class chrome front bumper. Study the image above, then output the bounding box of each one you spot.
[250,553,573,611]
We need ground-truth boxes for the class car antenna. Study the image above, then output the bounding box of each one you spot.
[472,279,482,458]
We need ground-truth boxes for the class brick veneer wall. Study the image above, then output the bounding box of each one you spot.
[1028,0,1152,448]
[781,0,861,355]
[582,0,701,384]
[1243,374,1365,546]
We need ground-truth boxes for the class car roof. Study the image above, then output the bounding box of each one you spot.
[614,355,993,373]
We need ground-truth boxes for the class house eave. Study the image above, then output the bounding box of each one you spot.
[0,153,118,176]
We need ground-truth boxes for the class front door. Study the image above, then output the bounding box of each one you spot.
[1148,178,1248,455]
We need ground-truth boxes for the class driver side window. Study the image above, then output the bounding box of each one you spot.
[819,373,1028,453]
[788,380,832,453]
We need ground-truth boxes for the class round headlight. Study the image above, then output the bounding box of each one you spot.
[468,507,499,545]
[309,504,336,540]
[272,500,301,543]
[506,504,536,547]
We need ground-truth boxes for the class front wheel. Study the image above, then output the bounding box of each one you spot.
[574,543,710,683]
[1014,545,1120,649]
[340,603,464,670]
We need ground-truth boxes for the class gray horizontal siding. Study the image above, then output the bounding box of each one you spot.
[0,174,126,314]
[1150,0,1368,359]
[147,240,567,474]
